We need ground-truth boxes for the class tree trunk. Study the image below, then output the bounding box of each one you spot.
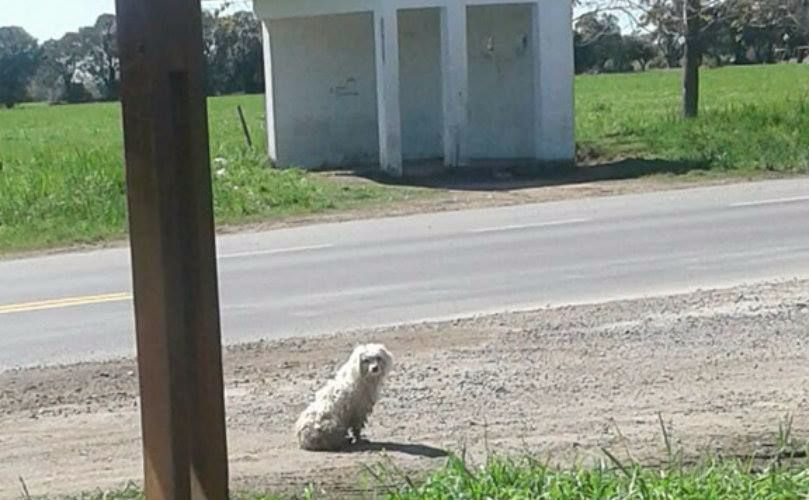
[682,0,701,118]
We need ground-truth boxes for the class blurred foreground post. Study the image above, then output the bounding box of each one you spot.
[115,0,229,498]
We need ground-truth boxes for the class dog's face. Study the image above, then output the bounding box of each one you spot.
[354,344,392,379]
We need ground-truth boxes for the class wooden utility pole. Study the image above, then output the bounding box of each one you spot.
[683,0,702,118]
[115,1,229,498]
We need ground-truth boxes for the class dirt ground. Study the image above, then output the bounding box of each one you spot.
[1,279,808,498]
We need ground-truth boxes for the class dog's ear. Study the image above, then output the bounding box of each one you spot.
[379,346,393,367]
[355,351,366,377]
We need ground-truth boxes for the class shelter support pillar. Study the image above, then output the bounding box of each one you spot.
[441,2,469,167]
[374,4,403,176]
[532,0,576,163]
[261,21,279,163]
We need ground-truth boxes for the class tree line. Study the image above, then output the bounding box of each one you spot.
[1,1,806,112]
[0,9,263,108]
[575,0,809,74]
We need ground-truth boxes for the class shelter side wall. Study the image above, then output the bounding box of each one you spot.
[269,12,379,167]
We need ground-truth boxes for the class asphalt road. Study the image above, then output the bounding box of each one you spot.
[2,178,809,370]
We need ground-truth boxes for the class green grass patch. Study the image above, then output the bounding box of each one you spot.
[379,454,809,499]
[576,65,809,172]
[380,414,809,499]
[0,95,411,254]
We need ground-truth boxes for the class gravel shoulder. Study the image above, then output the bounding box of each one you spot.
[1,279,808,497]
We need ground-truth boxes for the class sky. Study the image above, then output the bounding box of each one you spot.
[0,0,253,42]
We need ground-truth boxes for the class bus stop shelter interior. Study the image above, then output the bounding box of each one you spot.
[253,0,576,176]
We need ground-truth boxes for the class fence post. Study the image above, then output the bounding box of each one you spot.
[237,105,254,148]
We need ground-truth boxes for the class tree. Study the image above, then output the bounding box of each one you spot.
[632,0,808,116]
[632,0,742,116]
[724,0,809,62]
[27,10,263,103]
[227,12,264,94]
[81,14,119,100]
[30,14,119,103]
[574,12,627,72]
[203,11,264,95]
[0,27,40,108]
[784,0,809,61]
[622,34,660,70]
[37,32,94,103]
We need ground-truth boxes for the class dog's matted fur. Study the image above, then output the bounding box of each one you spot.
[295,343,393,451]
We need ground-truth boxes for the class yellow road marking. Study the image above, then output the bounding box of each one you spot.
[0,292,132,315]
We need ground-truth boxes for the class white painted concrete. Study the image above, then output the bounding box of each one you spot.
[441,3,469,166]
[375,5,404,175]
[261,22,278,162]
[254,0,575,173]
[467,3,535,159]
[399,8,443,161]
[266,13,379,167]
[533,0,575,161]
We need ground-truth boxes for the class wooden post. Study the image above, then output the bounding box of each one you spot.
[237,105,253,149]
[115,1,229,499]
[682,0,701,118]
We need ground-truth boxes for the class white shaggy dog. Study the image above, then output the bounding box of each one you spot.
[295,344,393,451]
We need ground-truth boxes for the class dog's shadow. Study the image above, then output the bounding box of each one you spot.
[346,440,449,458]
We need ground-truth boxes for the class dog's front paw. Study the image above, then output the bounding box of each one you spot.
[348,428,369,446]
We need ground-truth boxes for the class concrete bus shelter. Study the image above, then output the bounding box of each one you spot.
[253,0,575,176]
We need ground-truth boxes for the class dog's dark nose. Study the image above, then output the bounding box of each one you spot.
[370,365,379,373]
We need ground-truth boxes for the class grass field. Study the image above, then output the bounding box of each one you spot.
[576,64,809,170]
[1,64,808,253]
[53,455,809,500]
[0,95,410,253]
